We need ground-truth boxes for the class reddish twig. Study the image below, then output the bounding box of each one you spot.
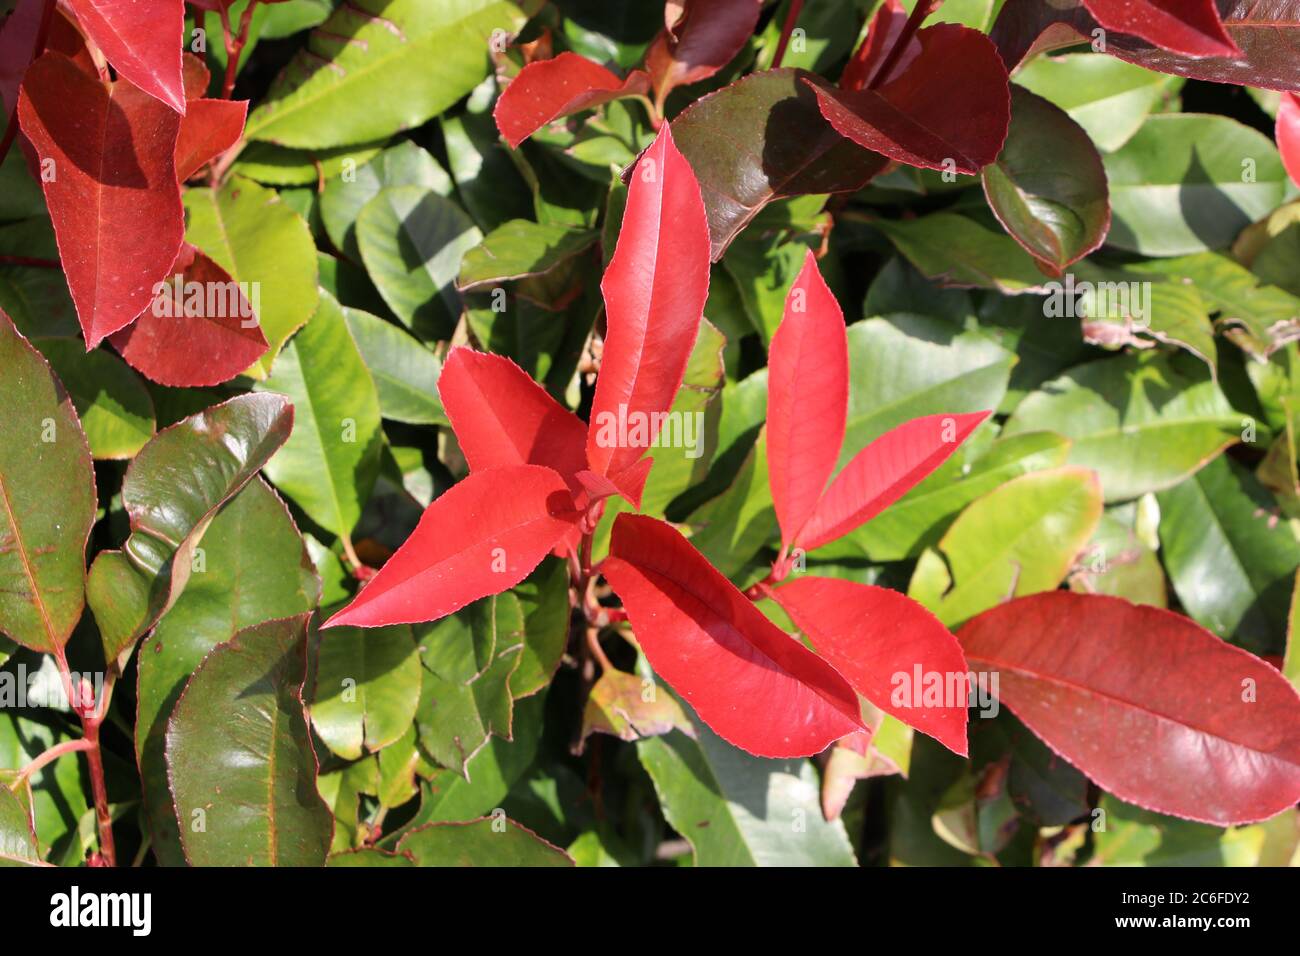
[10,738,94,788]
[53,647,117,867]
[219,1,259,100]
[863,0,937,90]
[770,0,805,70]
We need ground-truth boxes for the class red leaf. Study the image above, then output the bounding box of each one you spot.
[646,0,763,106]
[958,591,1300,825]
[603,514,864,758]
[840,0,910,91]
[798,411,990,552]
[17,53,184,348]
[108,243,267,386]
[1081,0,1237,58]
[586,123,710,507]
[775,576,970,756]
[1279,93,1300,189]
[175,97,245,181]
[64,0,186,114]
[767,250,847,550]
[0,0,50,122]
[440,347,588,495]
[494,52,650,149]
[807,24,1010,173]
[324,465,582,629]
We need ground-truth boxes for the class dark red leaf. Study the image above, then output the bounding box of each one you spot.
[840,0,910,91]
[775,577,970,756]
[798,412,989,552]
[1081,0,1237,58]
[493,52,650,149]
[175,97,245,181]
[1279,93,1300,189]
[587,123,710,507]
[439,346,588,494]
[806,24,1011,173]
[958,591,1300,825]
[64,0,186,114]
[767,250,847,551]
[324,465,582,629]
[0,0,50,124]
[17,53,184,348]
[603,514,864,758]
[108,243,267,387]
[645,0,763,107]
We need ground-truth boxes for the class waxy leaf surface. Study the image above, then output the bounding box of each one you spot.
[645,0,762,105]
[1081,0,1236,58]
[494,52,649,148]
[64,0,187,112]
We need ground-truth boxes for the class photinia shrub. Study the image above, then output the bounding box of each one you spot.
[0,0,1298,869]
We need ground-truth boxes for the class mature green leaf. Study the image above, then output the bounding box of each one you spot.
[356,186,482,341]
[257,291,383,539]
[509,558,570,700]
[416,640,521,779]
[232,141,385,187]
[33,338,155,460]
[458,220,598,291]
[687,430,775,583]
[873,213,1051,293]
[327,847,413,867]
[1091,795,1264,866]
[246,0,537,148]
[441,79,535,233]
[317,757,379,852]
[1103,114,1287,256]
[0,786,41,866]
[1158,456,1300,654]
[1068,508,1168,609]
[1005,352,1242,501]
[0,712,90,865]
[342,307,446,426]
[579,671,693,752]
[184,177,320,379]
[0,316,95,653]
[136,477,320,866]
[167,614,333,866]
[396,817,572,866]
[310,620,422,760]
[86,394,295,660]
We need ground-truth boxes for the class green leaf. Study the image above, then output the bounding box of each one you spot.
[458,220,599,291]
[1103,114,1287,256]
[257,291,383,539]
[0,712,90,865]
[245,0,536,148]
[232,141,386,187]
[327,847,413,867]
[135,477,320,866]
[0,218,78,338]
[1157,455,1300,654]
[320,140,455,262]
[166,614,334,866]
[317,757,379,852]
[396,817,572,866]
[1091,795,1264,866]
[873,213,1051,293]
[416,638,521,779]
[686,430,776,583]
[32,338,154,459]
[440,80,535,233]
[86,394,295,661]
[310,620,422,760]
[0,786,41,866]
[184,177,320,379]
[637,720,857,866]
[918,466,1103,628]
[983,86,1110,271]
[356,186,482,341]
[579,670,693,752]
[0,316,95,653]
[509,558,570,699]
[1004,352,1242,501]
[1068,507,1168,609]
[1013,53,1182,152]
[723,234,819,344]
[342,307,446,426]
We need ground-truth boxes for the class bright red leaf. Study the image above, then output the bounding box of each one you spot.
[18,52,185,348]
[798,411,990,552]
[767,250,847,551]
[175,52,245,181]
[645,0,763,107]
[108,243,267,387]
[325,465,582,630]
[64,0,187,114]
[1081,0,1237,58]
[494,52,650,149]
[958,591,1300,825]
[1279,93,1300,189]
[775,576,970,756]
[586,123,710,507]
[807,23,1011,173]
[439,346,588,494]
[603,513,865,758]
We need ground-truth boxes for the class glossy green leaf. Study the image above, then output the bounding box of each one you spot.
[1068,507,1168,609]
[1091,795,1264,866]
[415,640,521,779]
[167,614,333,866]
[0,316,95,653]
[232,141,386,187]
[0,786,41,866]
[509,558,570,700]
[458,220,598,291]
[0,712,90,865]
[873,213,1051,293]
[311,620,422,760]
[257,291,383,539]
[342,307,446,426]
[396,817,572,866]
[34,338,155,460]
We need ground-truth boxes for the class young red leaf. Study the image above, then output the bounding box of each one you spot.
[646,0,763,107]
[108,243,268,386]
[439,347,588,494]
[839,0,909,91]
[1081,0,1237,58]
[958,591,1300,825]
[774,577,969,756]
[64,0,187,114]
[767,250,847,551]
[797,412,989,552]
[807,24,1011,173]
[18,53,184,348]
[175,97,246,181]
[324,465,581,630]
[603,514,864,758]
[586,123,710,507]
[494,52,650,149]
[1279,93,1300,189]
[0,0,51,125]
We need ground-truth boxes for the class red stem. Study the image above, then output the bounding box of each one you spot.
[863,0,936,90]
[770,0,805,70]
[219,1,258,100]
[0,0,59,167]
[53,647,117,866]
[11,738,94,786]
